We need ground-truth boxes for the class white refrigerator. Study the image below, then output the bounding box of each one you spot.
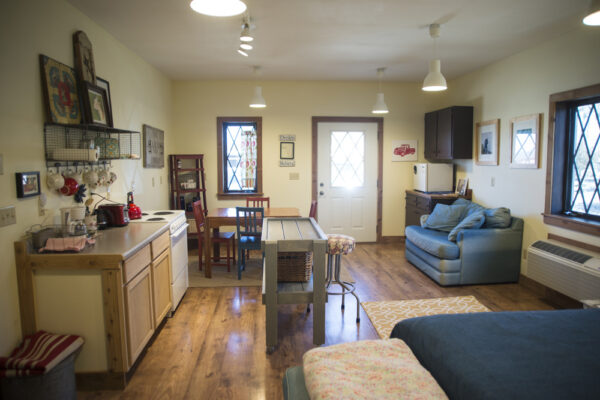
[413,163,453,192]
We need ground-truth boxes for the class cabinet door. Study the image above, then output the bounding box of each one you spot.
[436,108,453,159]
[424,112,438,160]
[124,265,154,369]
[152,249,172,326]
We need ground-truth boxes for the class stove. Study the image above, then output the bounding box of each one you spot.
[130,210,188,312]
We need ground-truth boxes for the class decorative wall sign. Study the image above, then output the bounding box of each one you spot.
[143,124,165,168]
[391,140,417,162]
[73,31,96,84]
[510,113,541,169]
[279,135,296,142]
[476,119,499,166]
[279,160,296,167]
[16,171,41,198]
[82,82,112,127]
[280,142,295,159]
[39,54,82,124]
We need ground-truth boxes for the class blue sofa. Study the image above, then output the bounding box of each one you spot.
[405,199,523,286]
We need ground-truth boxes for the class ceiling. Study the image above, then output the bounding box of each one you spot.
[66,0,590,81]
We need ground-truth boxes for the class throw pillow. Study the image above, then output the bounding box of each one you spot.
[423,204,467,232]
[448,210,485,242]
[453,198,485,220]
[484,207,512,228]
[420,214,429,227]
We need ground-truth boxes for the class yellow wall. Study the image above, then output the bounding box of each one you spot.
[442,25,600,272]
[0,0,172,354]
[172,80,431,235]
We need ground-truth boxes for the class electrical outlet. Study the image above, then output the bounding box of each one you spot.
[289,172,300,180]
[0,206,16,227]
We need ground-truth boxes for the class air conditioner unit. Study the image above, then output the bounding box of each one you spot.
[527,240,600,301]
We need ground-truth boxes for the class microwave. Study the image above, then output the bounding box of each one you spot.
[413,163,453,192]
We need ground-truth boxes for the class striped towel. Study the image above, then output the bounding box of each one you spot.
[0,331,84,377]
[38,236,95,252]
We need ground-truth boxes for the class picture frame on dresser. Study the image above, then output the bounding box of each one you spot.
[475,119,499,166]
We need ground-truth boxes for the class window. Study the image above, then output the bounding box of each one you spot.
[217,117,262,199]
[330,130,365,188]
[544,83,600,236]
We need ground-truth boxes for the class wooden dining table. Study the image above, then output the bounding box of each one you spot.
[203,207,301,277]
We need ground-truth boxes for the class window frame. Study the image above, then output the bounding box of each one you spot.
[544,83,600,236]
[216,116,263,200]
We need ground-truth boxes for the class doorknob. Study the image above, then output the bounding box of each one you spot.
[319,191,325,195]
[319,182,324,187]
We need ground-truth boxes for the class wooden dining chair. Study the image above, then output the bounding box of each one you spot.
[309,200,317,221]
[235,206,264,280]
[192,200,236,272]
[246,196,270,208]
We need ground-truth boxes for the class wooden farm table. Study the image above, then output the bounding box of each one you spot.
[261,217,327,353]
[203,207,300,277]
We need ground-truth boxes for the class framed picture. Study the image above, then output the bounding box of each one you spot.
[475,119,499,166]
[39,54,82,124]
[143,124,165,168]
[82,82,112,127]
[456,178,468,196]
[73,30,96,84]
[280,142,295,159]
[510,113,541,168]
[16,172,41,198]
[391,140,417,162]
[96,77,112,124]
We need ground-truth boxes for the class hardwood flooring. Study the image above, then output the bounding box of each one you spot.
[79,242,564,400]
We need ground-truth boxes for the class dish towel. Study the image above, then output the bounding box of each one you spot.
[39,236,95,252]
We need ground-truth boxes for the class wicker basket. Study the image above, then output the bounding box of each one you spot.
[277,252,313,282]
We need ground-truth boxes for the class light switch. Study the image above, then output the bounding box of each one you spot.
[0,206,16,227]
[289,172,300,180]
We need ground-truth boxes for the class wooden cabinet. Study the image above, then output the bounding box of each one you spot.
[424,106,473,161]
[124,262,154,369]
[151,236,172,327]
[405,190,459,228]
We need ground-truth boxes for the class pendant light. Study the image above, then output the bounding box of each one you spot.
[189,0,247,17]
[249,66,266,108]
[422,24,447,92]
[583,0,600,25]
[372,67,389,114]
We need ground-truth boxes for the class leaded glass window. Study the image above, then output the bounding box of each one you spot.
[330,131,364,188]
[223,122,257,193]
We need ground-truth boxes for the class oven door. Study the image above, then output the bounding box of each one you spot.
[170,223,189,281]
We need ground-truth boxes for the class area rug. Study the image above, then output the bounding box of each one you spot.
[362,295,491,339]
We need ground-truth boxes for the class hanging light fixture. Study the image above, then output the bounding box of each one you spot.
[249,66,266,108]
[237,48,249,57]
[372,67,389,114]
[422,24,447,92]
[189,0,247,17]
[240,23,254,42]
[583,0,600,25]
[240,42,253,50]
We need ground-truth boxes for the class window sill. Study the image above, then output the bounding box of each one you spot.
[542,213,600,237]
[217,192,264,200]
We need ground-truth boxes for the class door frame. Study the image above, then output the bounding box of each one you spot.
[311,116,384,242]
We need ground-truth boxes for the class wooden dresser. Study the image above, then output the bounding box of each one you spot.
[405,190,463,228]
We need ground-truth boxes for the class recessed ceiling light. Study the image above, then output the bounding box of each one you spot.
[190,0,247,17]
[240,43,253,50]
[237,49,249,57]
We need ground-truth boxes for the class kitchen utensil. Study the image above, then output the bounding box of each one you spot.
[46,172,65,190]
[31,226,60,249]
[127,192,142,220]
[59,176,79,196]
[97,204,129,227]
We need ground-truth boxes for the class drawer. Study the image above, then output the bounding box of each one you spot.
[123,244,152,284]
[405,194,419,207]
[416,196,431,211]
[151,230,170,260]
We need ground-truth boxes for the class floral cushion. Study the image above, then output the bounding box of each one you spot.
[326,234,355,255]
[303,339,448,400]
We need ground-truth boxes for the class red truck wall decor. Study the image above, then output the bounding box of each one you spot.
[393,144,416,157]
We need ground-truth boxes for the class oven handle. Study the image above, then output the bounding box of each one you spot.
[171,223,189,241]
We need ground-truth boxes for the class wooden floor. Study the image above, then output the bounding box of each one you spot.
[79,242,562,400]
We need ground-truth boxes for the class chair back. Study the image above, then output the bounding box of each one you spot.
[236,207,264,236]
[192,200,205,233]
[309,200,317,220]
[246,196,270,208]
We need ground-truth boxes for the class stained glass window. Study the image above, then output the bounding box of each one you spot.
[223,122,257,192]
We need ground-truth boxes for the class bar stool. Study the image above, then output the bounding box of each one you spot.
[326,234,360,323]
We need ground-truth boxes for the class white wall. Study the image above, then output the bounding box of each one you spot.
[0,0,172,354]
[441,25,600,272]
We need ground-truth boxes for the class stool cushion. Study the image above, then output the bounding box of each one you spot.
[326,234,355,255]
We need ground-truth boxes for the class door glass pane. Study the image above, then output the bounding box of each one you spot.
[330,131,364,188]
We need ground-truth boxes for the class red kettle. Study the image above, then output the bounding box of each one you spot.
[127,192,142,220]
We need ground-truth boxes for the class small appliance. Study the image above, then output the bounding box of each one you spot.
[97,204,129,227]
[127,192,142,220]
[413,163,453,192]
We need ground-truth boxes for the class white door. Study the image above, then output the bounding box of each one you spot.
[317,122,378,242]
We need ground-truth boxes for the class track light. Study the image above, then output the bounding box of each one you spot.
[240,23,254,42]
[190,0,247,17]
[237,48,248,57]
[240,42,253,50]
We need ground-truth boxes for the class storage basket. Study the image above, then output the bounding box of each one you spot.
[277,252,312,282]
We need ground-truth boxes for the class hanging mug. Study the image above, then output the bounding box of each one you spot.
[97,169,109,187]
[46,171,65,190]
[83,168,98,188]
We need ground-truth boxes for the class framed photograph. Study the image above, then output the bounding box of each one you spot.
[143,124,165,168]
[82,82,112,127]
[39,54,82,124]
[96,77,112,124]
[456,178,468,196]
[16,172,41,198]
[510,113,541,168]
[391,140,417,162]
[280,142,295,159]
[475,119,499,165]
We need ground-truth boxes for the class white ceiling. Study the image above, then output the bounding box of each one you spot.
[66,0,590,81]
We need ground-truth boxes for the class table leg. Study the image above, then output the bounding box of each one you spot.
[212,228,221,262]
[204,223,212,278]
[312,242,326,346]
[264,243,278,352]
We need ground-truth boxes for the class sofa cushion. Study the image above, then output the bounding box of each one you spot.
[447,211,485,242]
[405,226,460,259]
[453,198,485,220]
[422,204,467,232]
[483,207,511,228]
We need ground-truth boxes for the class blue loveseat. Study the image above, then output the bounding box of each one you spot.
[405,198,523,286]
